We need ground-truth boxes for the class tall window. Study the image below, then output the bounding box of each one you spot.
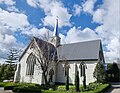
[26,53,36,75]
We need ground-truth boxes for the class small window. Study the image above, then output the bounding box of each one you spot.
[26,53,36,75]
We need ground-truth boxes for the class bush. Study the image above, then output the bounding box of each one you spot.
[3,82,40,90]
[57,85,83,92]
[4,85,17,90]
[13,86,41,93]
[93,62,106,83]
[0,82,11,87]
[57,86,66,91]
[107,63,120,82]
[87,82,102,90]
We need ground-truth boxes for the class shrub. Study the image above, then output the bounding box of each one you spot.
[4,82,40,90]
[93,62,106,83]
[0,82,10,87]
[4,82,21,90]
[4,85,17,90]
[57,85,83,92]
[87,82,102,90]
[13,86,41,93]
[57,86,66,91]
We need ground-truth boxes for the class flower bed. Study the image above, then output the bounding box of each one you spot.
[57,83,110,93]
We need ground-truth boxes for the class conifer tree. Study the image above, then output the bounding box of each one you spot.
[6,48,19,63]
[75,71,80,92]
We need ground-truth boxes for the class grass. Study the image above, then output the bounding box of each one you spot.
[0,82,12,87]
[0,82,110,93]
[43,83,110,93]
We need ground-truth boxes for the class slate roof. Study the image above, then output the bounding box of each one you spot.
[57,40,101,61]
[19,37,103,62]
[19,37,56,61]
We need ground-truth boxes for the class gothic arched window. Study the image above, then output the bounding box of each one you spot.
[26,53,36,75]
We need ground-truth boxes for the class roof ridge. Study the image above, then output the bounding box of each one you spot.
[62,39,101,46]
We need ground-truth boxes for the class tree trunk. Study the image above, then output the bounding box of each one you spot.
[65,75,69,91]
[43,72,48,85]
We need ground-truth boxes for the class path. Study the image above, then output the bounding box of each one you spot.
[105,82,120,93]
[0,87,12,93]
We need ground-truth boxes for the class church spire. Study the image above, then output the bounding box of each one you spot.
[53,17,59,37]
[52,17,61,47]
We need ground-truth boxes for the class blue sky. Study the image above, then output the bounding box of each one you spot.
[0,0,119,63]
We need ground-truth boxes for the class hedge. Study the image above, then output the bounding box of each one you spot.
[0,82,10,87]
[2,82,41,91]
[12,86,41,93]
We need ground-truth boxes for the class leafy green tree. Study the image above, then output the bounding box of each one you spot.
[4,64,15,80]
[110,63,120,82]
[0,64,16,81]
[0,64,5,81]
[93,62,106,83]
[106,63,120,82]
[0,48,19,81]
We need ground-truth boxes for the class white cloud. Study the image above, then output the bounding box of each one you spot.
[0,8,29,31]
[21,26,53,40]
[0,8,29,62]
[0,0,15,5]
[105,38,120,62]
[94,0,120,62]
[93,9,106,24]
[82,0,96,14]
[0,32,25,62]
[26,0,72,28]
[64,27,98,43]
[6,6,20,12]
[0,0,119,64]
[81,0,120,62]
[73,4,82,16]
[3,34,16,45]
[26,0,37,8]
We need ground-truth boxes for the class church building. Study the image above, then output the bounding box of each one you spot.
[14,18,105,85]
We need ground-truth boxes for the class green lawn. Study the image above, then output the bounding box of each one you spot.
[0,82,110,93]
[43,83,110,93]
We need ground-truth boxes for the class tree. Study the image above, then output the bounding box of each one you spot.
[111,63,119,81]
[6,48,20,63]
[64,62,69,91]
[75,71,80,92]
[0,64,5,81]
[32,32,56,85]
[0,64,16,81]
[4,64,14,80]
[107,63,120,82]
[93,62,106,83]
